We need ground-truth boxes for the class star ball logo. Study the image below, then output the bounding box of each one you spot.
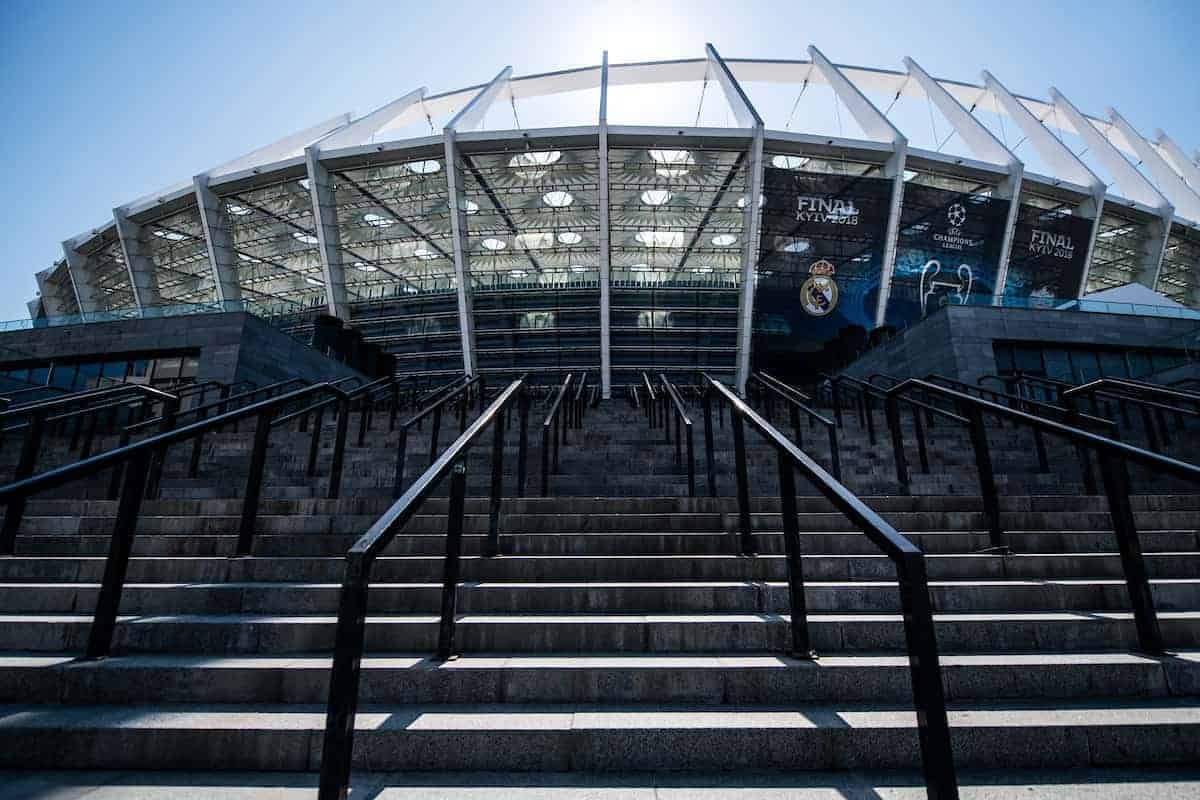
[800,259,839,317]
[947,203,967,228]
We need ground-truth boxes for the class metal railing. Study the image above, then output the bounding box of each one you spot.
[1061,378,1200,453]
[0,383,344,661]
[641,371,659,428]
[703,375,958,799]
[393,376,487,496]
[541,373,574,496]
[658,373,696,496]
[569,372,589,429]
[749,372,840,481]
[317,379,529,800]
[885,377,1200,655]
[0,385,181,497]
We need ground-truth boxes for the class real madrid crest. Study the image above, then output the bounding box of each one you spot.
[800,259,838,317]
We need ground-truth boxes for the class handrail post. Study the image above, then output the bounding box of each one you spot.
[145,396,180,500]
[777,453,815,659]
[905,402,927,473]
[429,405,443,465]
[392,425,409,496]
[862,389,876,445]
[356,393,370,446]
[485,408,505,557]
[965,404,1004,551]
[85,448,152,659]
[1032,427,1050,473]
[829,378,843,427]
[437,464,468,659]
[885,394,910,495]
[541,421,552,497]
[318,556,371,800]
[329,396,351,500]
[703,388,718,498]
[309,406,326,478]
[685,421,695,497]
[730,406,754,556]
[896,551,960,800]
[0,407,44,554]
[517,390,529,497]
[1097,450,1165,655]
[827,423,841,482]
[236,407,273,556]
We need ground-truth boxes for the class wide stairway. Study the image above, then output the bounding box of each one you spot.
[1,374,1199,797]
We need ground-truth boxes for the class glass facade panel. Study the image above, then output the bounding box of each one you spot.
[1087,211,1152,293]
[82,234,137,313]
[348,294,464,379]
[143,205,216,304]
[609,146,746,384]
[1157,229,1200,306]
[331,156,458,299]
[217,177,327,312]
[456,147,600,383]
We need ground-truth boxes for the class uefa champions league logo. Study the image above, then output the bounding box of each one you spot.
[947,203,967,228]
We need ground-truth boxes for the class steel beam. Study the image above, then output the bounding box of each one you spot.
[317,88,427,152]
[1108,110,1200,223]
[1049,88,1173,289]
[444,67,513,375]
[304,147,350,320]
[807,47,909,329]
[981,72,1107,299]
[61,237,101,315]
[904,57,1024,304]
[193,174,244,307]
[704,44,765,395]
[34,265,73,317]
[598,51,612,399]
[112,208,162,311]
[1154,130,1200,195]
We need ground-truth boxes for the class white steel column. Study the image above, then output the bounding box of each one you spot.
[1049,88,1173,288]
[304,148,350,320]
[707,44,765,394]
[598,52,612,398]
[112,208,161,311]
[903,58,1024,304]
[61,237,100,315]
[193,175,244,308]
[982,72,1107,298]
[807,47,908,329]
[1154,130,1200,194]
[445,66,514,376]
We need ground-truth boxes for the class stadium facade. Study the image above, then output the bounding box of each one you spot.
[18,45,1200,394]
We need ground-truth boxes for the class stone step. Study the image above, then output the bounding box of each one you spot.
[4,766,1200,798]
[1,578,1197,615]
[1,651,1195,705]
[12,530,1200,557]
[4,552,1200,583]
[0,699,1198,771]
[3,611,1199,653]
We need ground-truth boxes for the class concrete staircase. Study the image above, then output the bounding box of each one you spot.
[0,387,1199,791]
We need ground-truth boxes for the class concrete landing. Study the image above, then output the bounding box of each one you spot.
[4,768,1200,798]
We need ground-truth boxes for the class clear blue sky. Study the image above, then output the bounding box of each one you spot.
[1,0,1197,322]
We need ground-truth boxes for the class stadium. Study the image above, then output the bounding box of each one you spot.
[16,45,1200,396]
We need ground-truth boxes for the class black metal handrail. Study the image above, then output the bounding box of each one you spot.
[393,375,487,495]
[125,377,317,434]
[570,372,589,429]
[0,382,342,659]
[748,373,840,481]
[658,373,696,496]
[758,370,812,402]
[822,372,965,449]
[641,371,659,428]
[415,374,469,409]
[1,384,181,496]
[1061,378,1200,452]
[317,379,529,800]
[886,377,1200,655]
[540,373,574,496]
[703,375,958,799]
